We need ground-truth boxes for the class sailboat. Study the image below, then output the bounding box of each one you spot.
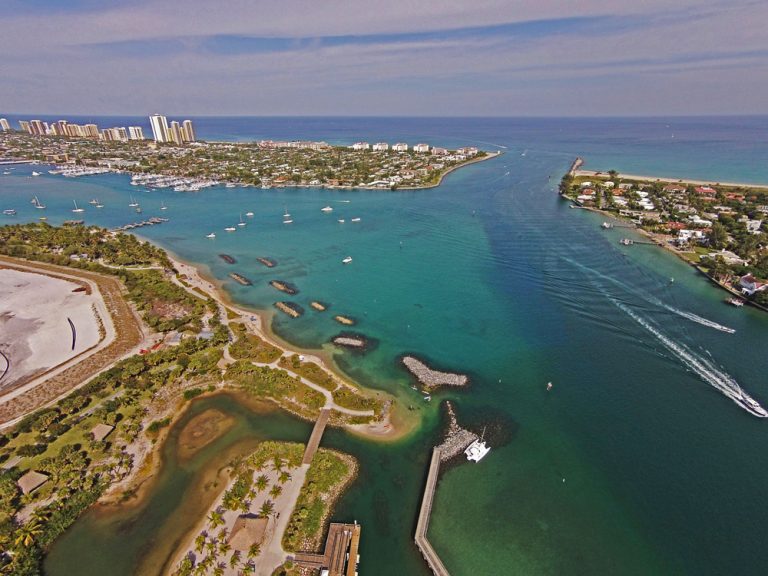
[71,200,84,213]
[160,201,168,211]
[465,427,491,462]
[283,206,290,218]
[95,200,104,208]
[237,213,246,227]
[128,196,139,208]
[33,196,45,209]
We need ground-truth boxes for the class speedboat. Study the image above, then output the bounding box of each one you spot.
[342,256,353,264]
[351,217,361,222]
[245,211,254,217]
[321,206,333,212]
[338,219,345,223]
[283,219,293,224]
[206,232,216,239]
[2,209,16,216]
[224,226,237,232]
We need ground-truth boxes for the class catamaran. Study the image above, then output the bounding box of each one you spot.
[465,428,491,462]
[71,200,84,213]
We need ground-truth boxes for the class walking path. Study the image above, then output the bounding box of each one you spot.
[414,447,451,576]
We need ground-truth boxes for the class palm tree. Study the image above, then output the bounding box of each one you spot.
[247,543,261,559]
[259,500,274,517]
[194,533,206,554]
[212,563,225,576]
[255,474,268,492]
[278,470,291,484]
[14,520,43,548]
[240,562,255,575]
[229,550,241,569]
[219,541,231,556]
[207,510,224,529]
[269,485,282,498]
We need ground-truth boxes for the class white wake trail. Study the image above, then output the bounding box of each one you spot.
[612,298,766,418]
[661,305,736,334]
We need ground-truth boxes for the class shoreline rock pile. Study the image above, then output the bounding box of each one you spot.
[402,355,468,390]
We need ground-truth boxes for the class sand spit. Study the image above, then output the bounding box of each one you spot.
[401,355,468,390]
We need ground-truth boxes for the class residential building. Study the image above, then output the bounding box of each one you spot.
[431,147,448,156]
[413,143,430,153]
[392,142,408,152]
[182,120,195,142]
[18,120,31,133]
[30,120,46,135]
[372,142,389,151]
[739,274,767,296]
[84,124,99,138]
[128,126,145,140]
[352,142,370,151]
[0,118,10,131]
[169,121,183,145]
[149,114,170,143]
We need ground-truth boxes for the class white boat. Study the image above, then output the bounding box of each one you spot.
[33,196,45,209]
[225,183,236,188]
[72,200,84,213]
[283,207,290,218]
[31,171,41,177]
[351,217,361,222]
[39,216,47,221]
[224,226,237,232]
[89,199,99,205]
[283,219,293,224]
[2,209,16,216]
[601,222,613,229]
[238,213,246,227]
[206,232,216,239]
[160,202,168,211]
[338,219,346,223]
[465,428,491,462]
[245,211,254,217]
[321,206,333,212]
[342,256,353,264]
[128,196,139,208]
[135,206,142,214]
[96,201,104,208]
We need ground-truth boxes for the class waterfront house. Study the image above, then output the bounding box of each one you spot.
[431,147,448,156]
[739,274,766,296]
[701,250,747,267]
[694,185,717,196]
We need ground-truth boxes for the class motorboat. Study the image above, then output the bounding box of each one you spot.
[338,219,346,223]
[2,209,16,216]
[206,232,216,239]
[351,217,361,222]
[342,256,353,264]
[245,211,254,217]
[321,206,333,212]
[283,219,293,224]
[224,226,237,232]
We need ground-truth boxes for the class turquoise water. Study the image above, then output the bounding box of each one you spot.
[3,116,768,575]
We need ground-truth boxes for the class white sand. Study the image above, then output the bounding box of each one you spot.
[0,268,101,390]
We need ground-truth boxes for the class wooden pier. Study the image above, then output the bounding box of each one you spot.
[414,447,451,576]
[302,408,331,465]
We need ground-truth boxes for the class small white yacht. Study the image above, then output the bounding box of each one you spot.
[238,213,246,227]
[224,226,237,232]
[465,428,491,463]
[95,201,104,208]
[89,199,99,205]
[245,211,254,217]
[206,232,216,239]
[351,217,361,222]
[342,256,353,264]
[3,209,16,216]
[71,200,84,213]
[283,219,293,224]
[338,219,346,223]
[31,171,41,177]
[321,206,333,212]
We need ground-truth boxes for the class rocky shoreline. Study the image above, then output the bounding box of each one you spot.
[401,355,468,390]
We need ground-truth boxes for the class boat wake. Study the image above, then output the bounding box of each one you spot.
[612,298,767,418]
[661,305,735,334]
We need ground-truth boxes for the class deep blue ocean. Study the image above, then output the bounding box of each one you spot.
[3,115,768,575]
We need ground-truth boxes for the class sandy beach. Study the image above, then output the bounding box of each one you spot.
[0,267,101,390]
[575,169,768,190]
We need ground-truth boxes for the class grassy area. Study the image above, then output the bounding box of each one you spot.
[332,387,380,414]
[227,362,326,414]
[279,355,337,391]
[282,449,354,552]
[229,325,283,364]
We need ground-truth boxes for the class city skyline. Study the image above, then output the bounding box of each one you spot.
[1,0,767,117]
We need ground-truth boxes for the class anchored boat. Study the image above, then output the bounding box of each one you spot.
[465,428,491,463]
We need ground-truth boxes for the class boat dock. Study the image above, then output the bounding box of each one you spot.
[302,408,331,465]
[415,447,451,576]
[293,522,361,576]
[112,217,169,232]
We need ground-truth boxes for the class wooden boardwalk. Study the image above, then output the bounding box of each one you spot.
[414,447,451,576]
[302,408,331,465]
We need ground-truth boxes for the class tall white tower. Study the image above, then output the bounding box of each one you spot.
[149,114,169,143]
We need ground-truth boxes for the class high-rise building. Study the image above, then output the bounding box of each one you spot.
[182,120,196,142]
[84,124,99,138]
[0,118,10,131]
[54,120,69,136]
[149,114,169,143]
[18,120,31,133]
[128,126,145,140]
[30,120,46,136]
[169,121,183,145]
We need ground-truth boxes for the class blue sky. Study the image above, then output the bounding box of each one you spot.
[1,0,766,116]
